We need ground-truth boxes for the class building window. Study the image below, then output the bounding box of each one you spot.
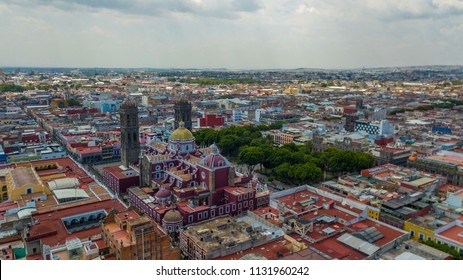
[238,203,242,209]
[418,233,424,241]
[219,208,223,215]
[26,188,33,194]
[198,213,202,220]
[238,195,242,202]
[244,193,248,199]
[188,215,193,223]
[427,237,432,242]
[211,209,215,217]
[232,204,236,211]
[244,201,248,207]
[225,205,230,213]
[410,230,414,237]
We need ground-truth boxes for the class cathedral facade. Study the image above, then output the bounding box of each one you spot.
[130,122,270,234]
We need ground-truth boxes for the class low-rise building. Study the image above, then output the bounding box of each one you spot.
[100,209,180,260]
[179,214,284,260]
[103,165,140,196]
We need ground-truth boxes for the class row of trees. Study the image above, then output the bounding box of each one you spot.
[0,84,28,92]
[194,125,374,185]
[175,77,261,85]
[239,142,373,185]
[390,99,463,115]
[193,123,284,158]
[423,240,463,260]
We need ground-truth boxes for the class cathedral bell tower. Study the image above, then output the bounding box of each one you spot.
[174,98,192,132]
[119,99,140,167]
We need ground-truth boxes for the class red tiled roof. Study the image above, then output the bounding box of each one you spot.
[438,224,463,245]
[103,166,137,179]
[28,200,126,247]
[311,237,367,260]
[348,219,406,247]
[0,201,18,213]
[214,237,291,260]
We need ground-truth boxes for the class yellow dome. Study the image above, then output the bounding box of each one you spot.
[170,122,193,141]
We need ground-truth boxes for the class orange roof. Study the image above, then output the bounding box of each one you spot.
[348,219,406,247]
[214,237,291,260]
[28,200,126,247]
[439,224,463,245]
[311,237,367,260]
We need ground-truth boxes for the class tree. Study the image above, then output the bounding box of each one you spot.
[0,84,25,92]
[239,146,265,173]
[218,134,240,156]
[288,162,322,184]
[68,99,82,106]
[274,163,291,182]
[266,148,291,170]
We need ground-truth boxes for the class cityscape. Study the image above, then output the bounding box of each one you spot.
[1,0,463,265]
[0,66,462,260]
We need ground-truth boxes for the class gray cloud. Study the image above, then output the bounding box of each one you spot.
[6,0,262,19]
[1,0,463,68]
[363,0,463,20]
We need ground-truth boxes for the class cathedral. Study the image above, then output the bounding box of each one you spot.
[130,122,270,234]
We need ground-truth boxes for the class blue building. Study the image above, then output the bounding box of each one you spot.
[0,145,7,164]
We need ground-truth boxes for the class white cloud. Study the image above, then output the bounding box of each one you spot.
[295,4,318,15]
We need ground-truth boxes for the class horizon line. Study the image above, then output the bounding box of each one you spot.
[1,64,463,72]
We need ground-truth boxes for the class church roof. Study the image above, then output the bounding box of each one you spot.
[162,209,183,223]
[199,144,230,169]
[170,122,194,141]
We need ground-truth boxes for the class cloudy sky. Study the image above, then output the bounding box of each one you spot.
[1,0,463,69]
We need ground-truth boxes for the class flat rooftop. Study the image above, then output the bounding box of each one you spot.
[8,167,40,189]
[438,224,463,244]
[215,237,291,260]
[28,199,126,247]
[182,216,255,252]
